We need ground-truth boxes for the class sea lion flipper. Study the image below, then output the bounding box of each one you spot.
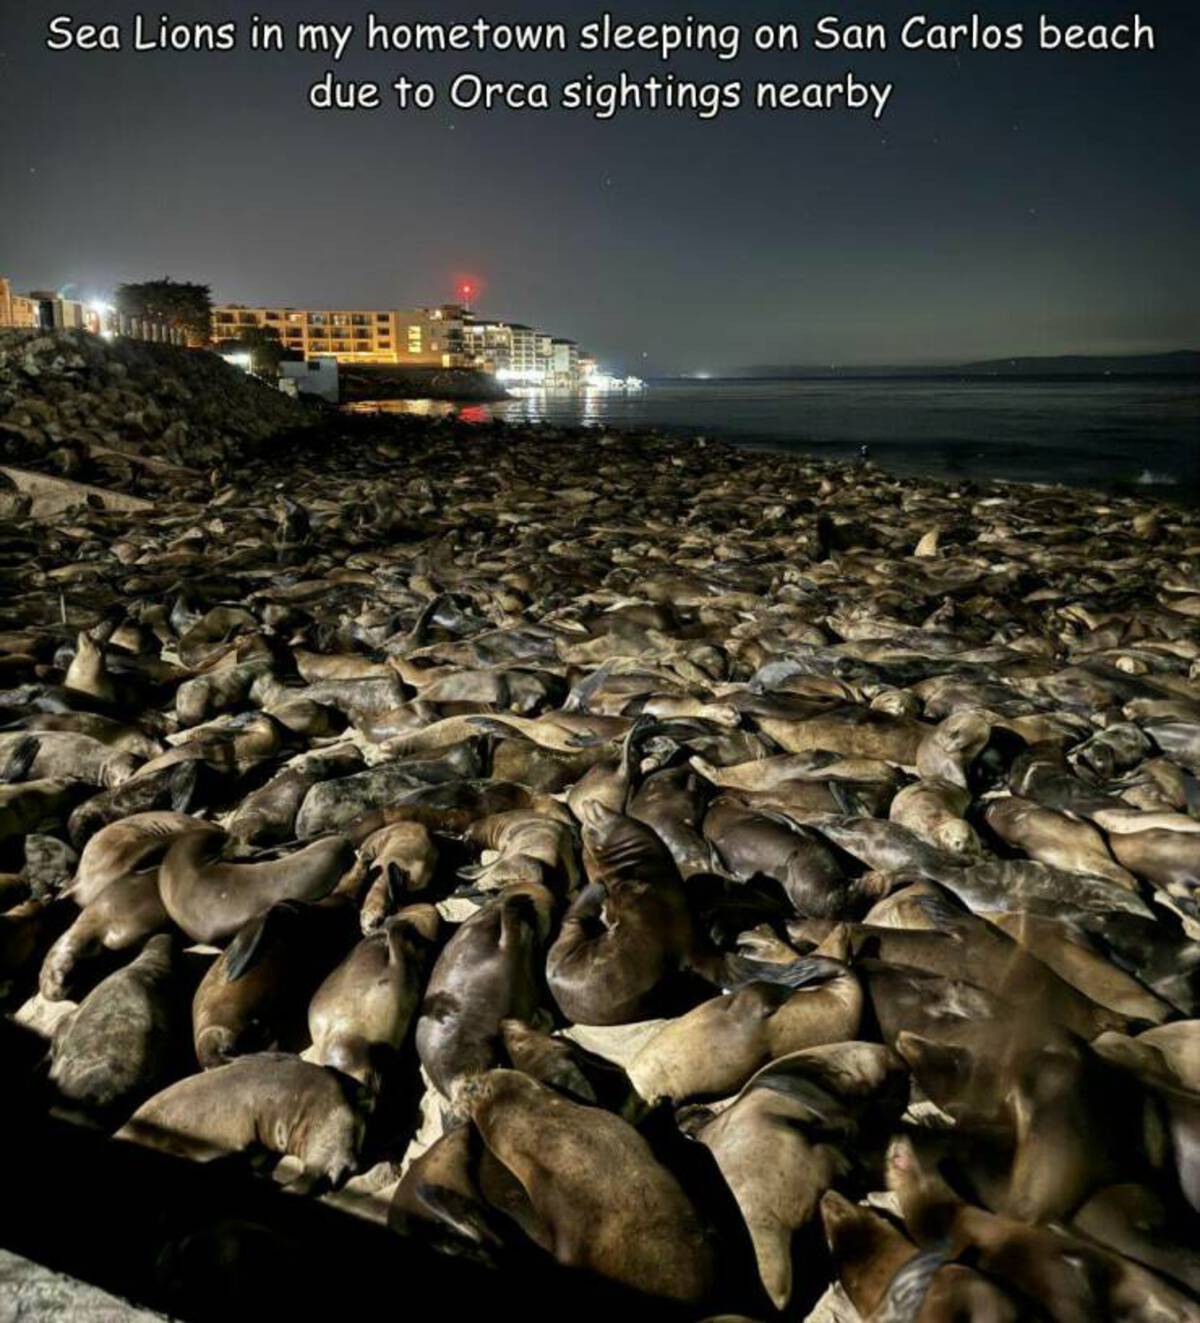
[1,735,39,784]
[414,1181,504,1247]
[223,902,302,982]
[169,759,200,812]
[723,952,846,991]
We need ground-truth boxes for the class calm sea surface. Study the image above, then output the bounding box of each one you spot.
[351,377,1200,496]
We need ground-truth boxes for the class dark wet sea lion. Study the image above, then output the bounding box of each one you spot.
[227,744,364,845]
[462,1068,715,1303]
[159,829,354,944]
[117,1052,365,1189]
[415,882,554,1102]
[309,904,439,1088]
[1071,1183,1200,1297]
[294,739,485,837]
[1,777,88,844]
[66,759,208,847]
[49,933,179,1112]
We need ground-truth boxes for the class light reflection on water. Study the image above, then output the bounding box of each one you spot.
[343,378,1200,495]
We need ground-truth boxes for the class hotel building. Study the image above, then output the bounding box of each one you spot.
[210,304,469,366]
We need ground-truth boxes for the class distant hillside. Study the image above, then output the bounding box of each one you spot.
[727,350,1200,380]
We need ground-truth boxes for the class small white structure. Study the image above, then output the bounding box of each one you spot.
[279,357,339,403]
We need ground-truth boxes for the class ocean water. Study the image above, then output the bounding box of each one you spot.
[351,376,1200,496]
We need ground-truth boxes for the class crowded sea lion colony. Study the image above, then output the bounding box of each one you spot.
[3,412,1200,1320]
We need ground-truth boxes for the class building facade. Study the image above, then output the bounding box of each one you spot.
[0,278,40,329]
[211,304,469,366]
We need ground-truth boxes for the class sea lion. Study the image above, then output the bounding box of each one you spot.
[159,830,354,944]
[626,954,862,1104]
[820,1190,1021,1322]
[1092,1022,1200,1213]
[309,905,439,1089]
[354,820,440,932]
[0,777,86,844]
[462,810,579,893]
[984,795,1138,889]
[0,731,141,788]
[1071,1183,1200,1297]
[461,1068,715,1303]
[896,1022,1122,1222]
[498,1018,598,1104]
[49,933,179,1112]
[294,739,485,837]
[415,882,554,1102]
[546,804,703,1025]
[192,896,360,1068]
[116,1053,365,1189]
[40,870,170,1002]
[755,705,928,765]
[889,778,980,858]
[687,1043,906,1309]
[71,811,220,907]
[702,798,877,919]
[226,745,364,845]
[886,1134,1200,1322]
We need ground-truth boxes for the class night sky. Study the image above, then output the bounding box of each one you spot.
[2,1,1197,373]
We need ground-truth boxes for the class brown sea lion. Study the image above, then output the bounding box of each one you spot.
[1092,1022,1200,1213]
[889,778,980,858]
[702,798,876,919]
[226,745,364,845]
[896,1022,1121,1222]
[984,796,1138,889]
[626,954,862,1104]
[886,1134,1200,1322]
[71,811,220,907]
[49,933,179,1112]
[159,830,354,944]
[462,1068,715,1303]
[192,896,360,1068]
[1071,1183,1200,1297]
[415,882,554,1102]
[462,810,579,893]
[499,1018,597,1103]
[309,904,439,1089]
[355,821,439,932]
[546,803,704,1025]
[40,871,170,1002]
[116,1053,365,1190]
[687,1043,905,1309]
[820,1190,1020,1322]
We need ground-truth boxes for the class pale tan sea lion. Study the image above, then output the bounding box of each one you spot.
[116,1053,365,1189]
[626,955,862,1104]
[40,871,170,1002]
[888,777,979,857]
[984,795,1138,889]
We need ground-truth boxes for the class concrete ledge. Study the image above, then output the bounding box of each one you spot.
[0,1249,166,1322]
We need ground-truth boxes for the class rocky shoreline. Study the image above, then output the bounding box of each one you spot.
[3,338,1200,1321]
